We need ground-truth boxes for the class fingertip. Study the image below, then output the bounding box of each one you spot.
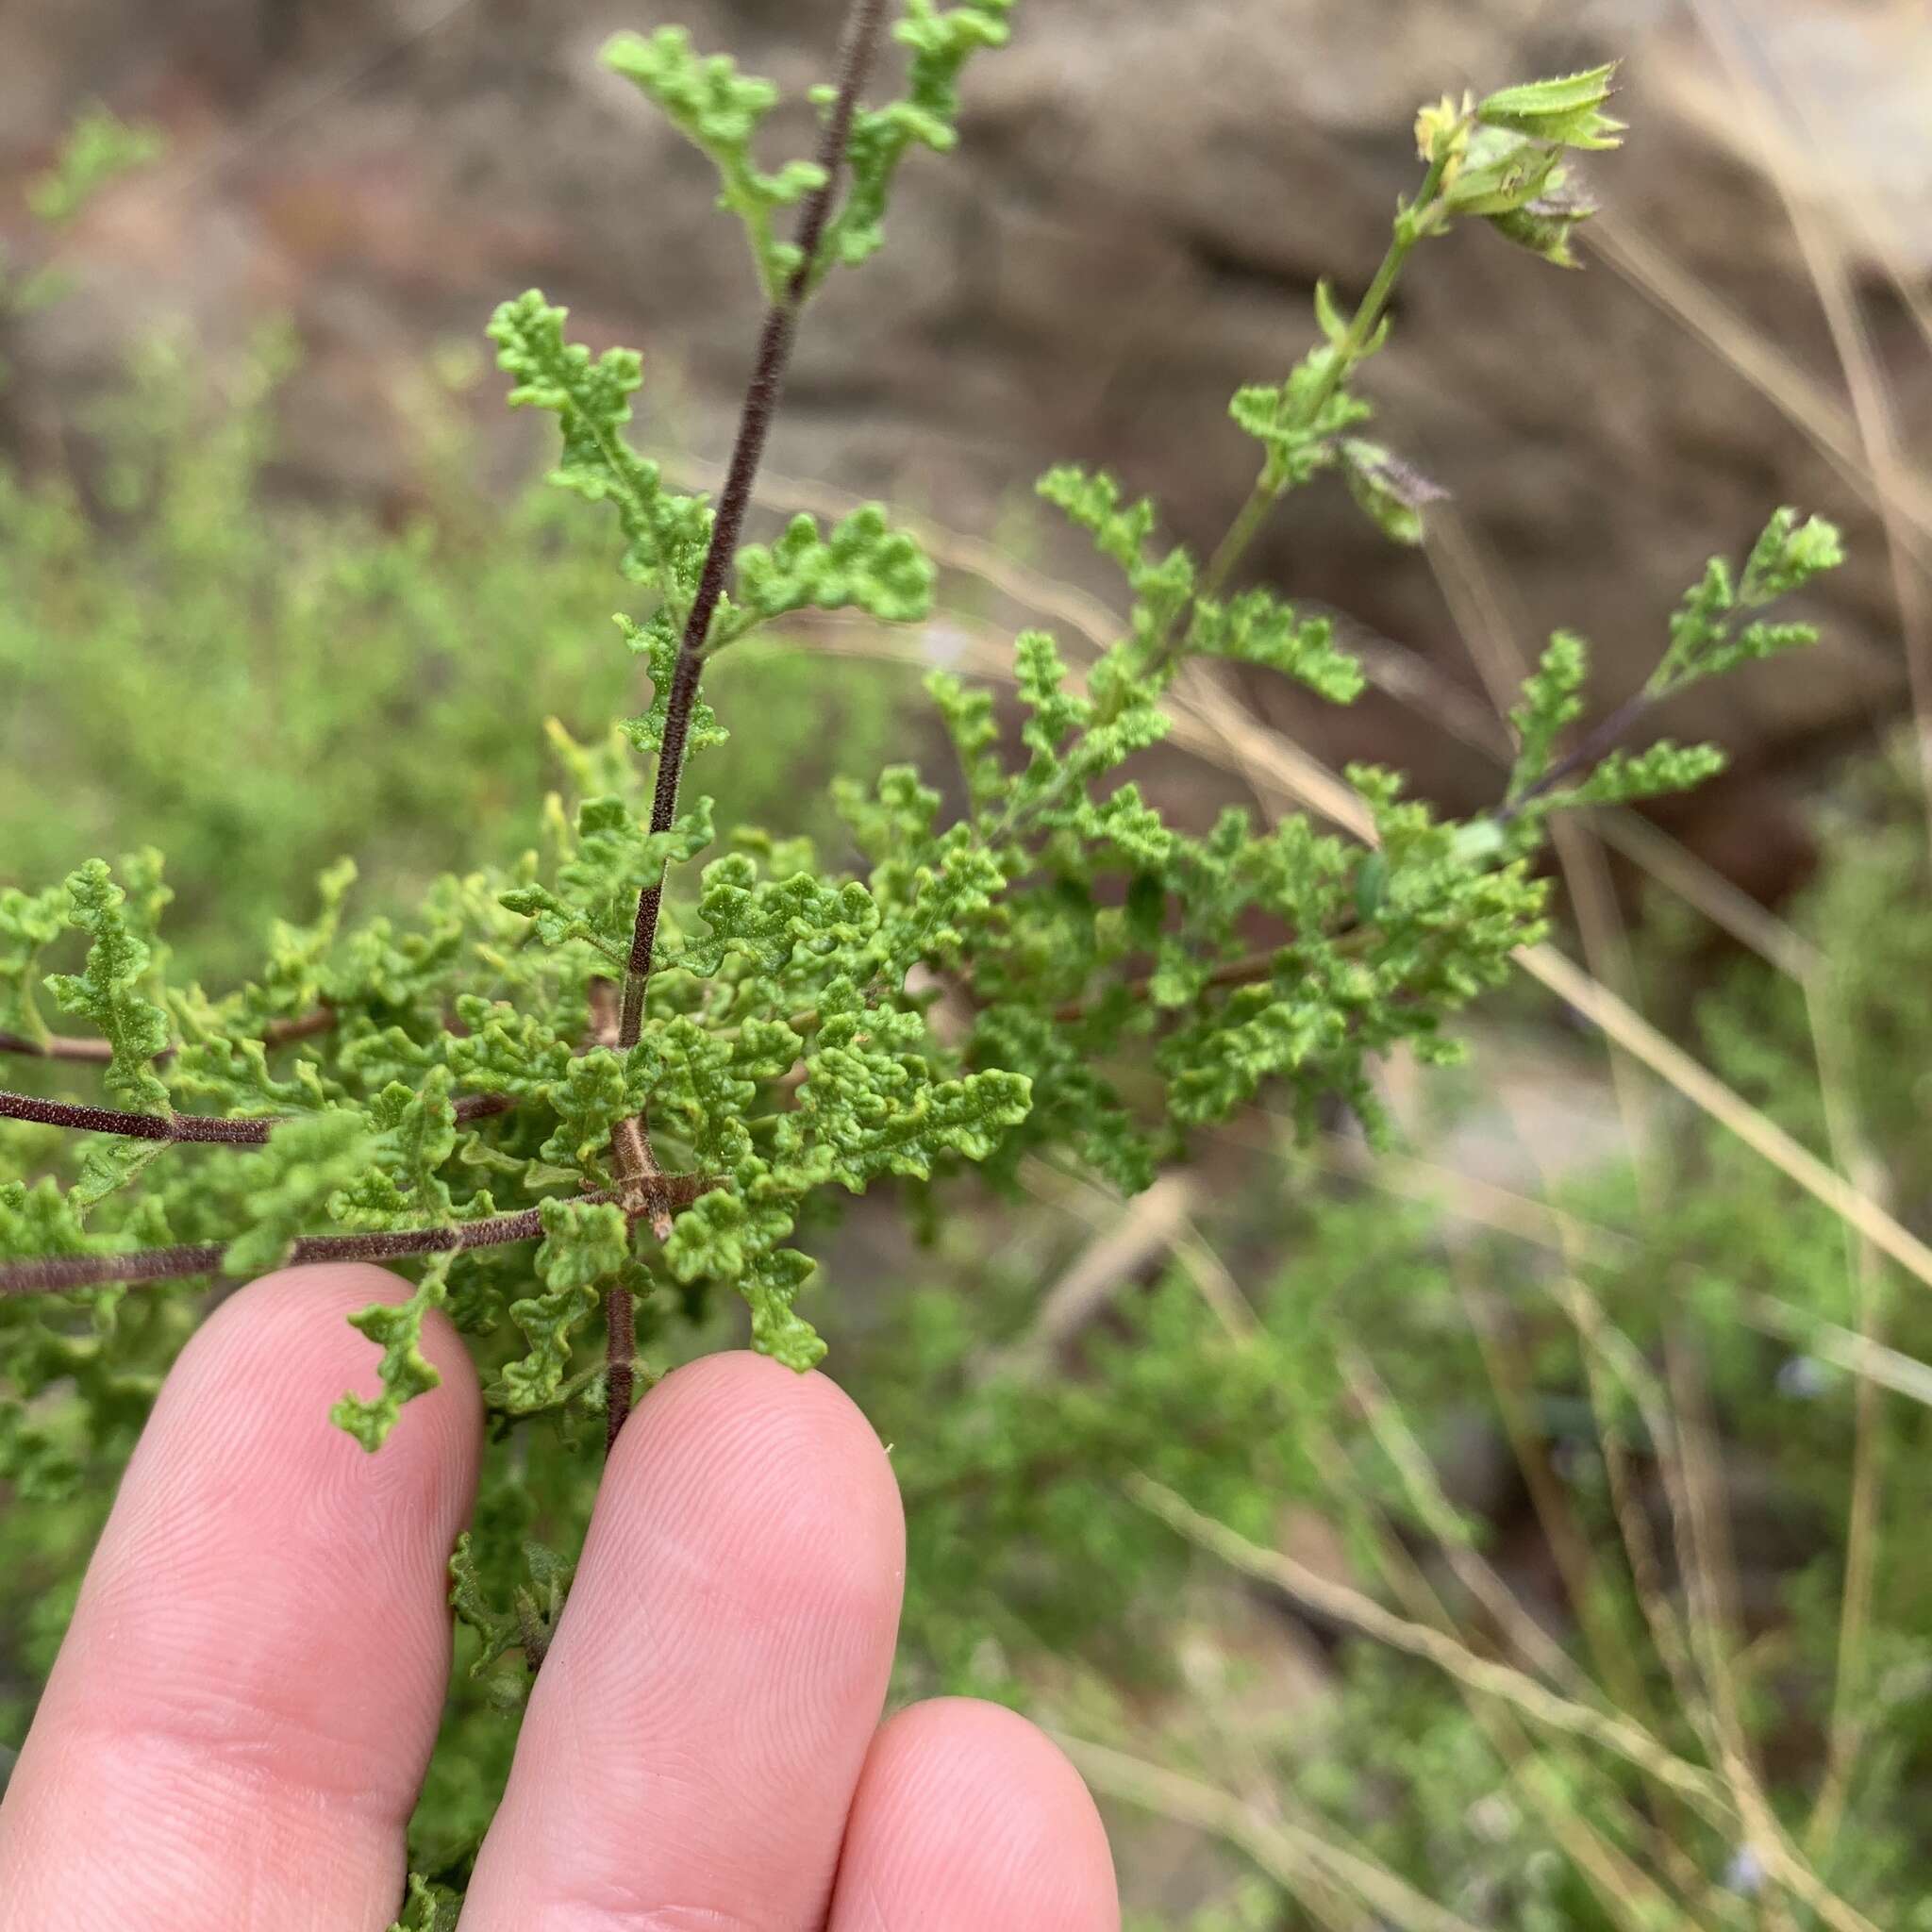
[610,1348,907,1604]
[835,1698,1120,1932]
[169,1260,480,1503]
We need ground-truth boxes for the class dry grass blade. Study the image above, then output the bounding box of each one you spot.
[1127,1472,1733,1817]
[1340,1346,1594,1698]
[1426,508,1661,1175]
[1517,944,1932,1291]
[1742,1294,1932,1409]
[1315,1422,1733,1929]
[1585,212,1932,566]
[988,1173,1198,1377]
[1052,1733,1490,1932]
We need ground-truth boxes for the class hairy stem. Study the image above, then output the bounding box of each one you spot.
[617,0,891,1048]
[0,1088,512,1144]
[604,1281,637,1456]
[0,1176,713,1299]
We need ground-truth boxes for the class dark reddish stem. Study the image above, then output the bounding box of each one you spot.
[0,1175,713,1299]
[0,1089,511,1145]
[604,1283,637,1456]
[617,0,891,1048]
[1497,686,1658,824]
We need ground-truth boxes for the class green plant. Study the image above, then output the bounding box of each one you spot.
[0,9,1852,1915]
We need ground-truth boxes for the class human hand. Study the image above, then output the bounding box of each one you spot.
[0,1266,1120,1929]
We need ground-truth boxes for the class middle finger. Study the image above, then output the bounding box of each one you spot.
[459,1351,905,1930]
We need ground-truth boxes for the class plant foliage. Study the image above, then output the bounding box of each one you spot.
[0,10,1857,1919]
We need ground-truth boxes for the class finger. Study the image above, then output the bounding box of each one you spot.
[827,1699,1120,1931]
[0,1265,481,1932]
[460,1351,905,1931]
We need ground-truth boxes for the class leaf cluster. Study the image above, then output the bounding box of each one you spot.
[0,11,1860,1919]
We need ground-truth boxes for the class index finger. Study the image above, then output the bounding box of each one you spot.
[0,1266,481,1931]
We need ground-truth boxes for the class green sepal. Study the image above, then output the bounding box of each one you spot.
[1476,65,1625,151]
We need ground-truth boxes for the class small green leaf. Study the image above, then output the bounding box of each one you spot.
[27,104,164,225]
[492,1198,629,1415]
[603,27,825,295]
[44,859,173,1114]
[332,1258,452,1453]
[730,506,935,635]
[1507,629,1590,801]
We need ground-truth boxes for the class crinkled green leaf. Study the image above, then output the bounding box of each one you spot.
[332,1257,452,1453]
[603,27,826,295]
[1650,510,1842,697]
[488,291,712,596]
[728,506,935,636]
[1188,590,1363,703]
[44,858,173,1113]
[818,1,1017,277]
[221,1111,374,1280]
[0,883,66,1048]
[669,856,882,979]
[331,1071,461,1231]
[539,1048,635,1173]
[492,1198,629,1415]
[617,610,726,758]
[1507,628,1589,801]
[500,795,714,958]
[741,1246,825,1371]
[388,1874,462,1932]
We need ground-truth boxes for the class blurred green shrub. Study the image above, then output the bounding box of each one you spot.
[0,327,908,980]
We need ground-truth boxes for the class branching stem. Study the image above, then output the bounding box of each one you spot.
[0,1176,712,1299]
[617,0,891,1048]
[0,1088,511,1144]
[0,1008,334,1066]
[1198,149,1454,607]
[1498,686,1657,823]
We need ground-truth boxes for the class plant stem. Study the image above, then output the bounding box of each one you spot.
[1198,150,1452,607]
[0,1088,511,1144]
[1497,684,1657,823]
[0,1008,334,1066]
[604,1281,637,1457]
[0,1176,714,1299]
[617,0,891,1049]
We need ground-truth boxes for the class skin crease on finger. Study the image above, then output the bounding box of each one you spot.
[0,1266,482,1932]
[828,1698,1121,1932]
